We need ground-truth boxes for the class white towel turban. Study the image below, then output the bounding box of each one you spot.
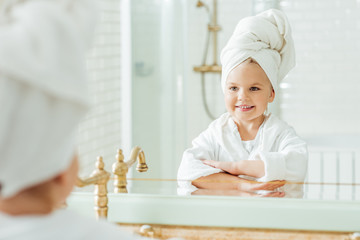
[220,9,295,93]
[0,0,97,198]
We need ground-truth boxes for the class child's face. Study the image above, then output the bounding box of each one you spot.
[224,62,275,125]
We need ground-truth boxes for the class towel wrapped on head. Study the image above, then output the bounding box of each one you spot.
[0,0,97,199]
[220,9,295,93]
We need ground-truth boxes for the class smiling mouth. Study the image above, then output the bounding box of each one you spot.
[236,105,254,111]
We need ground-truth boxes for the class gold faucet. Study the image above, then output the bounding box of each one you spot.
[76,156,110,219]
[112,146,148,193]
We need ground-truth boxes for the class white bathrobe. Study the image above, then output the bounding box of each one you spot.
[0,209,146,240]
[177,113,308,194]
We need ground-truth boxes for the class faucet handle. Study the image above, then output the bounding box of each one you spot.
[112,149,128,193]
[112,149,127,175]
[115,149,124,163]
[96,156,104,170]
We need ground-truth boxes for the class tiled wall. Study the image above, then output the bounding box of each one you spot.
[280,0,360,137]
[281,0,360,194]
[77,0,122,176]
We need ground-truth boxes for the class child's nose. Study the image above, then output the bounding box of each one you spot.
[237,89,248,101]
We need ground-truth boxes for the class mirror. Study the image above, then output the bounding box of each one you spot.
[76,0,360,201]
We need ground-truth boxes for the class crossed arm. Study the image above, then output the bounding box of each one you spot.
[192,160,285,192]
[202,159,265,178]
[192,172,285,192]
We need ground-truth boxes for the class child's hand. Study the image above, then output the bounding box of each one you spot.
[239,180,286,192]
[192,188,285,198]
[202,160,221,168]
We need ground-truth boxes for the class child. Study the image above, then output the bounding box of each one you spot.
[177,9,308,196]
[0,1,148,239]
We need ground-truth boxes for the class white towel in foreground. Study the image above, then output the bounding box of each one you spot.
[0,0,97,198]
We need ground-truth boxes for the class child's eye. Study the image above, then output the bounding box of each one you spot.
[229,86,238,91]
[249,87,260,91]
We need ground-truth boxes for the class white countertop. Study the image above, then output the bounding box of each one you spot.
[68,191,360,232]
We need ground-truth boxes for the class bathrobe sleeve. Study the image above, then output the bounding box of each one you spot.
[177,128,223,189]
[257,126,308,182]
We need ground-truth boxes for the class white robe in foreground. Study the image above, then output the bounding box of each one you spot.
[177,113,308,193]
[0,209,147,240]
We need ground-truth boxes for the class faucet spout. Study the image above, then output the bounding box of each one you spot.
[76,156,110,187]
[127,146,148,172]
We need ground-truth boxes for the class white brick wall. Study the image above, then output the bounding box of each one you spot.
[280,0,360,137]
[279,0,360,197]
[77,0,122,176]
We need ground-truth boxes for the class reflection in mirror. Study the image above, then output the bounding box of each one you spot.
[73,178,360,201]
[76,0,360,201]
[191,189,285,198]
[128,0,360,185]
[189,181,360,200]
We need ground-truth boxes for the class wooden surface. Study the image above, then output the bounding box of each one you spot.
[117,223,355,240]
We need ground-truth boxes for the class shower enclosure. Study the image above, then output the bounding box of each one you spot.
[128,0,188,181]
